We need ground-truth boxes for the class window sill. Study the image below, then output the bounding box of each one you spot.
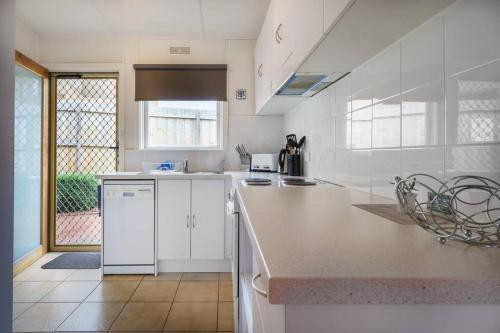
[131,147,225,152]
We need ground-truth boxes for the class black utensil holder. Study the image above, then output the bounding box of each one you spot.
[287,155,301,176]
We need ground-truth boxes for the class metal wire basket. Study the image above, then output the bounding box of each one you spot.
[395,174,500,247]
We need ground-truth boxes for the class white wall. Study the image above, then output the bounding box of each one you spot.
[36,37,283,171]
[284,0,500,199]
[0,0,15,330]
[15,18,39,61]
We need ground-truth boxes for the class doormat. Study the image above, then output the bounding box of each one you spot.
[42,253,101,269]
[353,204,415,225]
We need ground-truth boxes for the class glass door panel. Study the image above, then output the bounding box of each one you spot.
[14,65,42,261]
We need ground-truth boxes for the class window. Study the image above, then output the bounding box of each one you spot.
[142,100,223,149]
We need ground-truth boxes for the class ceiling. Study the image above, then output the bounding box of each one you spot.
[16,0,270,39]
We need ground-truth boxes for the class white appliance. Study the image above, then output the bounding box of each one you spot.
[102,180,155,274]
[227,188,240,331]
[251,153,278,172]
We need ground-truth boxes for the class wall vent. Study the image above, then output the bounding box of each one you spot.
[169,47,191,55]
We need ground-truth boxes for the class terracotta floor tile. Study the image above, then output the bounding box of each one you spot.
[65,268,102,281]
[217,302,234,332]
[181,272,219,281]
[40,281,100,302]
[31,252,64,267]
[109,302,171,332]
[218,281,233,302]
[12,302,78,332]
[103,274,144,281]
[143,272,182,281]
[174,281,219,302]
[12,303,34,320]
[14,266,75,282]
[131,281,179,302]
[85,281,140,302]
[13,281,60,302]
[164,302,217,332]
[57,302,125,332]
[219,273,232,281]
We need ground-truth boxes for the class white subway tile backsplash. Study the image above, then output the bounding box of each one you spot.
[401,147,445,202]
[351,107,372,149]
[371,149,401,199]
[282,0,500,200]
[402,16,444,92]
[372,97,401,148]
[335,75,351,115]
[335,112,351,149]
[445,60,500,145]
[402,81,444,146]
[372,44,401,103]
[401,147,445,178]
[351,62,372,111]
[445,0,500,77]
[445,145,500,183]
[334,149,351,186]
[350,150,371,193]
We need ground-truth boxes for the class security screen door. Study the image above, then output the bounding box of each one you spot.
[52,74,118,249]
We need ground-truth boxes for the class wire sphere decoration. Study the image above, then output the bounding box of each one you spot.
[395,174,500,247]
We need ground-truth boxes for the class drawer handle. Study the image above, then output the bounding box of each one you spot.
[251,273,267,298]
[192,214,196,228]
[186,214,190,228]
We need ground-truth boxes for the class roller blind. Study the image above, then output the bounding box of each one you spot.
[134,64,227,101]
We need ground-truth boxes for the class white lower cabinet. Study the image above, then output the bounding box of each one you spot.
[157,179,191,260]
[157,179,225,261]
[191,179,225,260]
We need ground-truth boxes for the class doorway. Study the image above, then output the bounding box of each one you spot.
[50,73,119,251]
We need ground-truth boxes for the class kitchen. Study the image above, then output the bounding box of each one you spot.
[2,0,500,332]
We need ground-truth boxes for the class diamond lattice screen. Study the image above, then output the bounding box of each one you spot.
[55,77,117,246]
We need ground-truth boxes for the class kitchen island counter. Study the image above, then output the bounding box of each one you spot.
[236,184,500,305]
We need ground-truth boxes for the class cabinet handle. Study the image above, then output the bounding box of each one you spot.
[192,214,196,228]
[275,23,283,44]
[258,64,263,78]
[186,214,190,228]
[251,273,267,298]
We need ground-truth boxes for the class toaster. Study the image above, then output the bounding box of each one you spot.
[251,153,278,172]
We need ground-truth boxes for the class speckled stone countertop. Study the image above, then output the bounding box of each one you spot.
[236,184,500,305]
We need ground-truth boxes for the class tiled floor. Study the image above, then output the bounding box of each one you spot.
[12,253,234,332]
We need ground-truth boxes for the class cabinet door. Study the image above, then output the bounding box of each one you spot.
[255,17,273,113]
[270,0,294,90]
[290,0,324,62]
[191,179,225,260]
[324,0,352,32]
[157,179,191,260]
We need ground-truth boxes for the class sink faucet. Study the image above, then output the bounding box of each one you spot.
[183,160,189,173]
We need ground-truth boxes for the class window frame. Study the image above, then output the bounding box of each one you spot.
[141,100,224,151]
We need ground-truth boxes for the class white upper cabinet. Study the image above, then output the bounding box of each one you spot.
[323,0,353,32]
[255,18,272,114]
[255,0,332,114]
[191,179,225,260]
[157,179,191,260]
[255,0,455,115]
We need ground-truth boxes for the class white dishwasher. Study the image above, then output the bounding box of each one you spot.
[102,180,155,274]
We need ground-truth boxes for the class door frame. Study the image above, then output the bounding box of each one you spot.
[13,51,50,275]
[49,71,120,252]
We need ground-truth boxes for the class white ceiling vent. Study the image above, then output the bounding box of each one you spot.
[169,47,191,55]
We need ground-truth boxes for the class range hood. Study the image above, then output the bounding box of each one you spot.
[276,72,349,97]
